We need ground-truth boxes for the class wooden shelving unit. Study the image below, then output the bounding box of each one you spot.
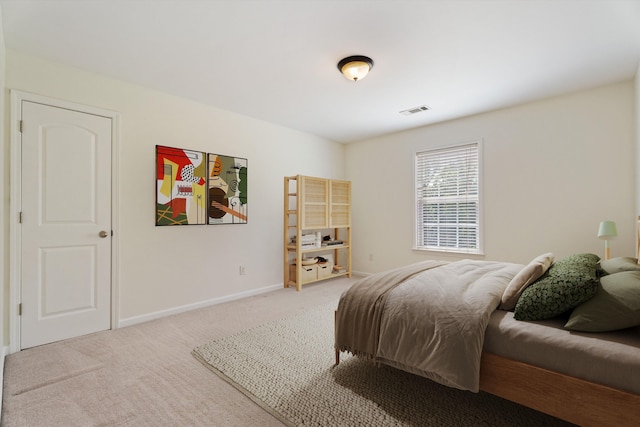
[284,175,352,291]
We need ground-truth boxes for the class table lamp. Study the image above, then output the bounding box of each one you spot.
[597,220,618,260]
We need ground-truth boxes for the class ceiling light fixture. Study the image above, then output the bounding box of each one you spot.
[337,55,374,82]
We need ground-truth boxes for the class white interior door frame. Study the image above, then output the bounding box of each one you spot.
[9,90,120,353]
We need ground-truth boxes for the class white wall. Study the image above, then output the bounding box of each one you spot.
[346,82,636,274]
[0,4,7,348]
[4,50,345,325]
[3,49,638,339]
[636,63,640,219]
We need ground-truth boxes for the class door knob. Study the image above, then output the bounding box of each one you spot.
[99,230,109,238]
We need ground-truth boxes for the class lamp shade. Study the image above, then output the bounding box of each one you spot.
[597,221,618,239]
[337,55,373,81]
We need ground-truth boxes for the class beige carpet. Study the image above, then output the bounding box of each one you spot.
[193,304,574,427]
[2,278,353,426]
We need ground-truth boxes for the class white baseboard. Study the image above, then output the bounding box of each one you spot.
[118,283,283,328]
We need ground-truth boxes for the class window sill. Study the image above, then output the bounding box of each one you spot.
[412,247,485,259]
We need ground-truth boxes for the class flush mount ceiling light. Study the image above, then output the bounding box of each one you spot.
[337,55,374,81]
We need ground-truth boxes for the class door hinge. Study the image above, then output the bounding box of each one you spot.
[19,120,23,133]
[19,212,22,223]
[18,303,22,316]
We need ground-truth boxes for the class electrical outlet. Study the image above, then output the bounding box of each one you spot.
[369,253,374,261]
[239,265,246,275]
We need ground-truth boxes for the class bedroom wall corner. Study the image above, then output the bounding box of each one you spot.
[4,50,346,324]
[345,82,636,274]
[0,1,7,411]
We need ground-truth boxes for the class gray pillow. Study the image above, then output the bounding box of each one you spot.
[514,253,600,321]
[565,271,640,332]
[599,257,640,275]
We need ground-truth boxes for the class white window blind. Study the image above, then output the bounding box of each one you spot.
[415,142,481,254]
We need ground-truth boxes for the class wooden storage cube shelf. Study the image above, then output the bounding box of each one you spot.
[284,175,351,291]
[290,264,317,284]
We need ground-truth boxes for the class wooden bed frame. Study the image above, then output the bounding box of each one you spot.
[335,316,640,426]
[335,221,640,425]
[334,342,640,426]
[479,352,640,426]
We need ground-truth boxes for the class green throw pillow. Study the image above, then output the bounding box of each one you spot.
[599,257,640,275]
[514,253,600,321]
[565,271,640,332]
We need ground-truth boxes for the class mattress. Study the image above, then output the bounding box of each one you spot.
[483,310,640,394]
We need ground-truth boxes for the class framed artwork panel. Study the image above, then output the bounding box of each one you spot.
[156,145,207,225]
[207,153,248,224]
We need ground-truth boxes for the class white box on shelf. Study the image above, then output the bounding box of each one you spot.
[317,263,333,279]
[290,264,318,283]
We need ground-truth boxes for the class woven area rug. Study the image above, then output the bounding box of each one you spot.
[192,303,573,427]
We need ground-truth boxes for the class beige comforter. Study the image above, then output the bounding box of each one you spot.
[335,260,523,392]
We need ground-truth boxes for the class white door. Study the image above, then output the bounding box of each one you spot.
[20,101,112,349]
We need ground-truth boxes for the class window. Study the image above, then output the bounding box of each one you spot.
[415,142,481,254]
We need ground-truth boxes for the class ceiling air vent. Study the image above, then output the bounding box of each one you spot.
[399,105,430,116]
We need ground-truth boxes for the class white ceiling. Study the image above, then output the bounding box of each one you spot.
[2,0,640,143]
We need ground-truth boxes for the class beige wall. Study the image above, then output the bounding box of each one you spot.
[346,82,636,274]
[636,63,640,220]
[2,47,638,348]
[0,6,6,349]
[4,50,345,327]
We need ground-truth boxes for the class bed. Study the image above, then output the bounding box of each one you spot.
[334,254,640,426]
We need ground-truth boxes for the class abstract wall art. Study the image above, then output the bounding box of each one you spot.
[156,145,248,226]
[156,145,208,225]
[207,153,248,224]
